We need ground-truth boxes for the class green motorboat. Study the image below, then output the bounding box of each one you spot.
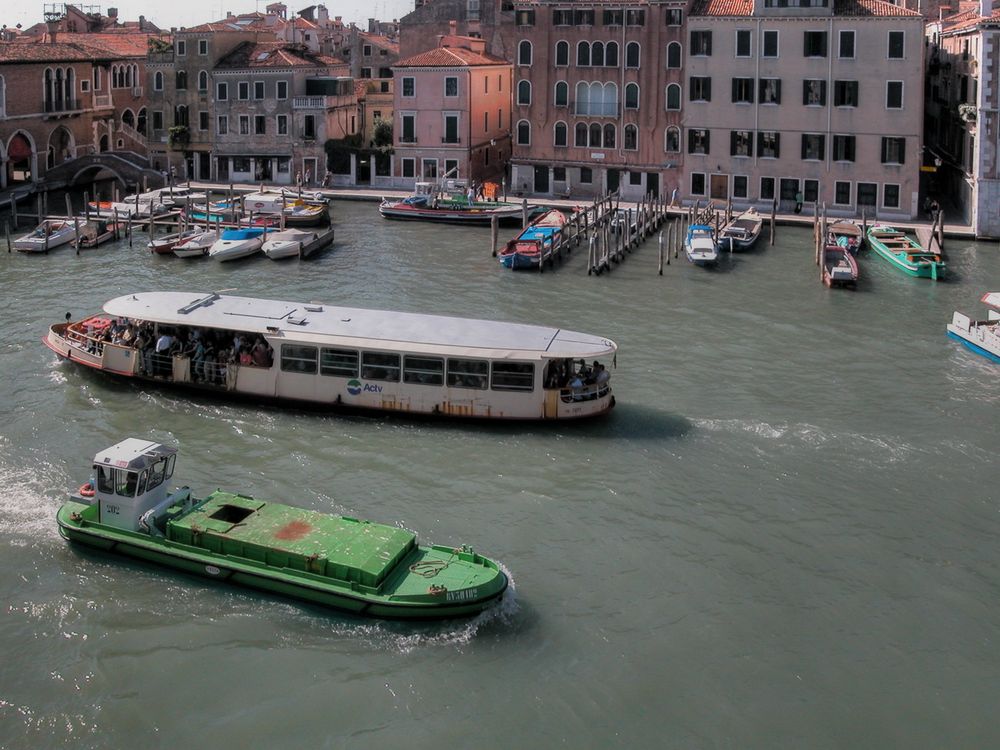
[866,225,946,280]
[58,439,508,619]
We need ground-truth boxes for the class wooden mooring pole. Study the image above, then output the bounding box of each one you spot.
[490,214,499,257]
[769,200,777,246]
[9,196,18,229]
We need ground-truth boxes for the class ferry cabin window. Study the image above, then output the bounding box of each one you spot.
[491,362,534,392]
[117,470,139,498]
[135,469,148,497]
[145,455,174,493]
[447,358,489,389]
[281,344,318,374]
[320,348,359,378]
[403,356,444,385]
[97,465,115,494]
[361,352,401,381]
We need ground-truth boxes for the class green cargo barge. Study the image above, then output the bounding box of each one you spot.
[57,439,508,619]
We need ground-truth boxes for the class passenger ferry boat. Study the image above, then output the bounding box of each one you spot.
[45,292,617,420]
[58,438,508,619]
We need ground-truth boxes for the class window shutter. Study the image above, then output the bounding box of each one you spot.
[898,140,905,164]
[731,130,737,156]
[802,80,809,105]
[818,135,825,159]
[774,133,780,158]
[733,78,739,102]
[880,138,887,163]
[705,130,710,154]
[801,134,808,160]
[820,33,827,57]
[820,81,827,105]
[705,78,711,101]
[847,136,855,162]
[775,80,781,104]
[803,30,809,56]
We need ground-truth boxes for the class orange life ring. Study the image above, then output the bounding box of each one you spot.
[79,482,95,498]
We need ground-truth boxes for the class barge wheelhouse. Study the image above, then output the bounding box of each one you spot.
[45,292,617,420]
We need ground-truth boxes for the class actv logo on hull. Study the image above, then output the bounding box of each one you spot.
[346,379,384,396]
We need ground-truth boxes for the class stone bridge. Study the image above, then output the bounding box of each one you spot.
[41,151,165,192]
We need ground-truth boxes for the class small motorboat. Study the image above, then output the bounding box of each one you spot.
[57,438,508,619]
[822,244,860,288]
[72,219,120,249]
[154,186,207,206]
[13,219,78,253]
[242,192,329,226]
[497,209,567,270]
[684,224,719,267]
[261,229,319,260]
[208,227,265,261]
[828,220,864,254]
[173,231,217,258]
[947,292,1000,363]
[718,208,763,251]
[866,225,946,280]
[148,228,202,254]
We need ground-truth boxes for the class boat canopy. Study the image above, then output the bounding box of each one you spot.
[981,292,1000,309]
[102,292,617,360]
[93,438,177,472]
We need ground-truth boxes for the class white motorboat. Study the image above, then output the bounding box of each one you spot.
[155,186,207,206]
[684,224,719,267]
[208,228,265,261]
[947,292,1000,363]
[261,229,319,260]
[173,231,218,258]
[13,219,78,253]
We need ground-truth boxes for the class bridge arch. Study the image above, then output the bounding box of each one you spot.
[70,163,128,189]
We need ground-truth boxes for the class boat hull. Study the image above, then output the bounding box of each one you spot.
[946,330,1000,363]
[867,227,946,280]
[57,504,507,620]
[380,203,523,225]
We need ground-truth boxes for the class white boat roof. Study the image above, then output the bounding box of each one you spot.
[981,292,1000,309]
[103,292,617,359]
[93,438,176,471]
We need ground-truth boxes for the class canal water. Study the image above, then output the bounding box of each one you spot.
[0,202,998,748]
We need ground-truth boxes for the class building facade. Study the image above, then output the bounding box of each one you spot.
[392,32,512,186]
[685,0,924,218]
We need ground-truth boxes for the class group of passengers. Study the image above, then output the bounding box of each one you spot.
[545,358,611,392]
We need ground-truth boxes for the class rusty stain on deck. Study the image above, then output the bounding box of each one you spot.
[274,519,312,540]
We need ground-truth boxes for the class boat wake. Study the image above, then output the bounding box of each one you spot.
[0,440,66,543]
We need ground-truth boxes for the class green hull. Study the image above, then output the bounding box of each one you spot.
[57,498,507,620]
[867,227,946,280]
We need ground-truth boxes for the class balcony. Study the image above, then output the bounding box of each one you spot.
[93,92,113,110]
[293,94,357,110]
[43,98,81,118]
[147,51,174,64]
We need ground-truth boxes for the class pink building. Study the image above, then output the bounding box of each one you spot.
[392,29,512,185]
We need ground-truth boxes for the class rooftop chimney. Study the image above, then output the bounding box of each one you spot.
[138,15,145,30]
[107,7,118,18]
[227,11,234,18]
[46,20,58,43]
[449,19,457,34]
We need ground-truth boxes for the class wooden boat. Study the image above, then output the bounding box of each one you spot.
[58,438,508,619]
[828,220,864,254]
[866,225,946,280]
[684,224,719,267]
[947,292,1000,363]
[45,291,617,420]
[822,244,860,288]
[718,208,763,251]
[147,228,202,254]
[241,192,329,227]
[72,219,120,249]
[173,231,217,258]
[208,228,265,261]
[497,209,567,270]
[379,181,526,225]
[13,219,77,253]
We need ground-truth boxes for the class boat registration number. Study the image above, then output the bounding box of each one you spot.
[446,588,478,602]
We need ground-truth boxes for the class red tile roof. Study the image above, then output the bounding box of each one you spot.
[215,41,342,69]
[360,32,400,53]
[395,46,508,67]
[691,0,920,16]
[942,3,1000,31]
[0,40,118,63]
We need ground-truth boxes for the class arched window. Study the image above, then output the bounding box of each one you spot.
[575,122,588,147]
[554,81,568,107]
[176,70,187,90]
[198,70,208,91]
[606,41,619,67]
[122,109,135,128]
[575,81,590,115]
[667,42,682,69]
[54,68,64,108]
[0,75,6,118]
[665,126,680,153]
[666,83,681,111]
[516,119,530,145]
[154,71,163,91]
[137,107,147,135]
[555,40,569,67]
[624,124,638,150]
[592,41,605,67]
[600,82,618,116]
[124,64,132,87]
[589,123,602,148]
[174,104,188,126]
[577,41,590,66]
[603,123,616,148]
[625,83,639,109]
[43,68,53,109]
[554,121,567,147]
[518,40,532,66]
[626,42,640,68]
[517,79,531,106]
[65,68,74,105]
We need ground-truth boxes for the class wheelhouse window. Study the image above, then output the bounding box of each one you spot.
[281,345,318,374]
[361,352,401,381]
[491,362,534,392]
[320,348,358,378]
[447,358,488,389]
[403,356,444,385]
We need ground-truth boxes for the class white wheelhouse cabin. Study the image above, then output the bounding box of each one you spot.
[46,292,617,420]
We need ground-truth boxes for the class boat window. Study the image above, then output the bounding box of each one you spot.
[97,465,115,494]
[320,348,359,378]
[491,362,535,392]
[447,358,489,389]
[163,454,175,481]
[281,344,318,374]
[361,352,401,381]
[117,470,139,498]
[135,469,148,497]
[403,356,444,385]
[147,459,166,492]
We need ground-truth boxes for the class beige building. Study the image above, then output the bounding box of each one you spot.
[685,0,924,218]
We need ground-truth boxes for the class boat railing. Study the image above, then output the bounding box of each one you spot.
[559,381,611,403]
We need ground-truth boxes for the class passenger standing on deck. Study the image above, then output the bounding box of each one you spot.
[154,331,174,376]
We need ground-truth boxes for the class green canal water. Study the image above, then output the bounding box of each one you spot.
[0,201,998,748]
